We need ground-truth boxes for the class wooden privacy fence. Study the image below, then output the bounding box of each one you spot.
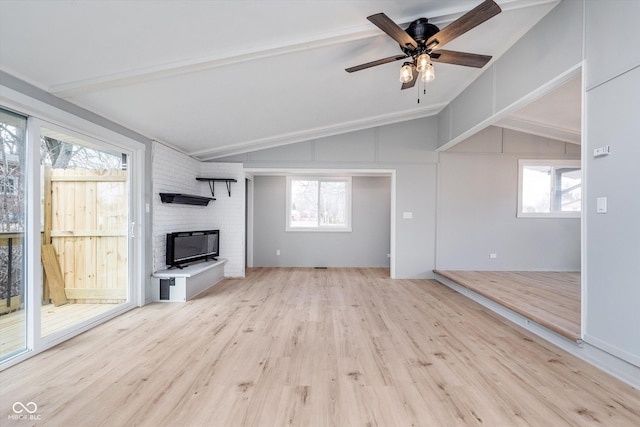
[45,167,128,304]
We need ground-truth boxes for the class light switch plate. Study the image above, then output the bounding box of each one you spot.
[596,197,607,213]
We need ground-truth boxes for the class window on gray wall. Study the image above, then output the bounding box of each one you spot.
[517,159,581,218]
[286,176,352,232]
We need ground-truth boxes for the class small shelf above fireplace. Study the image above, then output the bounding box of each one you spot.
[196,177,237,198]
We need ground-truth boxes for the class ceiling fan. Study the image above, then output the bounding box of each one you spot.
[346,0,502,90]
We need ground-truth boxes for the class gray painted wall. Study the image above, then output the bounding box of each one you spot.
[221,116,439,278]
[437,126,580,270]
[584,0,640,366]
[433,0,640,370]
[253,175,390,267]
[225,116,581,277]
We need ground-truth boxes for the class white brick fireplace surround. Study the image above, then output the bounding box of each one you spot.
[152,142,244,278]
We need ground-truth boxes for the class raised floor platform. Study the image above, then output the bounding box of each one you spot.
[434,270,581,341]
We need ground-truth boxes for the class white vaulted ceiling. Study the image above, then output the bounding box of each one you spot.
[495,75,582,144]
[0,0,564,159]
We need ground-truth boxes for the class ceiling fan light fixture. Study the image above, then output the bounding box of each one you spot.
[421,62,435,82]
[416,53,430,73]
[399,63,413,83]
[348,1,501,92]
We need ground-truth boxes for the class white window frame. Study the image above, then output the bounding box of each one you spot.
[517,159,581,218]
[286,176,352,232]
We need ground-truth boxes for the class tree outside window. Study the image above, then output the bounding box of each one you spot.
[287,176,351,231]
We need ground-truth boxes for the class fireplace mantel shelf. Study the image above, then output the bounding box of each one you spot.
[159,193,214,206]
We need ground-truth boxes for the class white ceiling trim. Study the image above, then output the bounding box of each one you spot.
[49,0,556,99]
[193,103,446,160]
[244,168,395,177]
[50,28,379,98]
[495,116,581,144]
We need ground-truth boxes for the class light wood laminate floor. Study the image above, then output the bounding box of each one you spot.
[434,270,580,341]
[1,268,638,426]
[0,303,119,356]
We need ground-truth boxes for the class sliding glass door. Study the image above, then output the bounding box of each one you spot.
[0,96,143,367]
[0,108,27,361]
[39,125,130,338]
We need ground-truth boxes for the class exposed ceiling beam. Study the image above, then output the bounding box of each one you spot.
[50,0,558,98]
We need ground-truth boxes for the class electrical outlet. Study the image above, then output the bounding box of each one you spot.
[490,253,497,259]
[276,249,281,256]
[593,146,610,157]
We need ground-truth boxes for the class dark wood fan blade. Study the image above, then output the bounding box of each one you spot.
[430,49,492,68]
[425,0,501,49]
[367,13,418,51]
[401,64,418,90]
[345,54,408,73]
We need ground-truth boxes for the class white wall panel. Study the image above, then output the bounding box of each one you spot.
[315,128,376,162]
[585,0,640,90]
[584,64,640,366]
[437,128,580,271]
[503,128,567,154]
[249,141,314,162]
[240,116,438,278]
[377,117,439,163]
[448,126,502,153]
[494,0,582,111]
[450,67,495,139]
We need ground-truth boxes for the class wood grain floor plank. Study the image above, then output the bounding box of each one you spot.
[434,270,581,340]
[1,268,638,426]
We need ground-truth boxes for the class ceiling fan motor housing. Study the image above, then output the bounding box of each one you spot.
[402,18,440,55]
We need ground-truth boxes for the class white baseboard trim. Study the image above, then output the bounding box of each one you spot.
[582,333,640,371]
[434,274,640,390]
